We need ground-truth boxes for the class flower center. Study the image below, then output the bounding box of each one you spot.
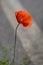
[20,18,23,21]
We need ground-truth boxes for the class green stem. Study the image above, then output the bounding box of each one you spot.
[12,23,20,65]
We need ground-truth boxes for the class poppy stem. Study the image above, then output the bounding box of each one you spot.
[12,23,20,65]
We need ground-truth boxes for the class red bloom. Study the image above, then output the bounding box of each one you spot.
[15,10,32,28]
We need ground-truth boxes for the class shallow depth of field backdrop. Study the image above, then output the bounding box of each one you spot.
[0,0,43,65]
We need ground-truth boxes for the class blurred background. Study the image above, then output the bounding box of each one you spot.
[0,0,43,65]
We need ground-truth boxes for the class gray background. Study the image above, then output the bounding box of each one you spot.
[0,0,43,65]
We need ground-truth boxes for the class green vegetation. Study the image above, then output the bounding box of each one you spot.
[0,58,9,65]
[0,46,31,65]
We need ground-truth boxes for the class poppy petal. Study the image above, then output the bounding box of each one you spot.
[15,10,32,28]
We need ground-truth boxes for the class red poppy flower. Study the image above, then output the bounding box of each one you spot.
[15,10,32,28]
